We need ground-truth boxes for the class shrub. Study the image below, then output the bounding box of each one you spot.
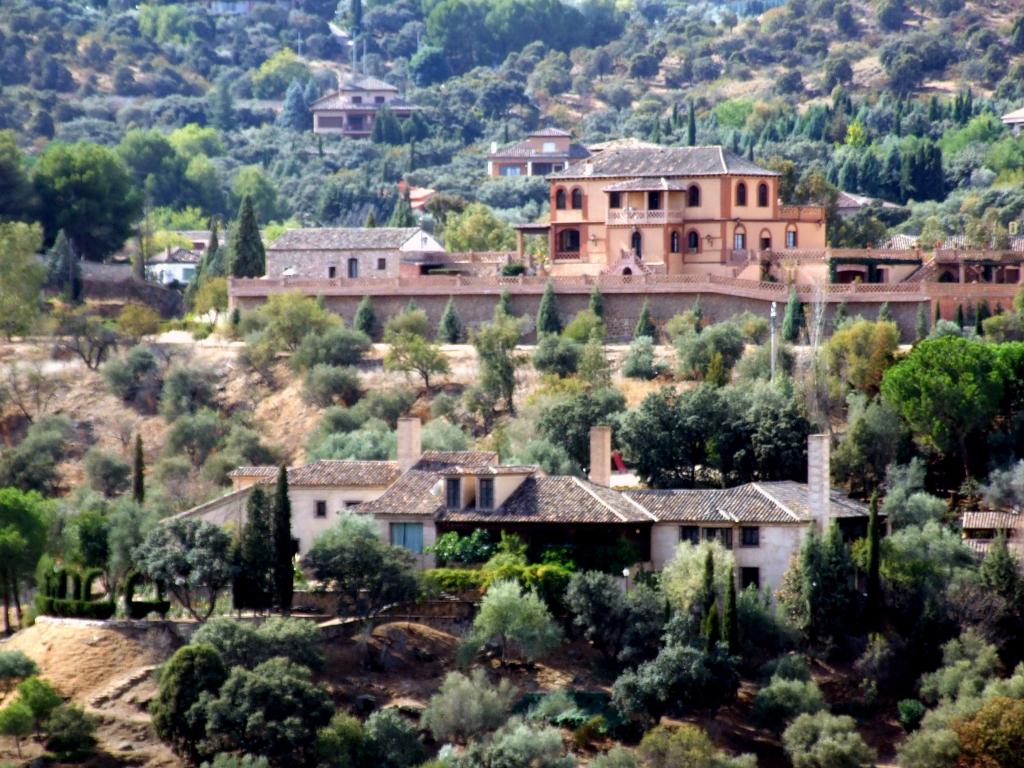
[190,617,324,671]
[752,677,826,733]
[532,334,580,377]
[0,700,33,757]
[501,262,526,276]
[638,724,755,768]
[166,408,223,466]
[314,713,366,768]
[291,326,370,371]
[308,420,396,461]
[35,597,116,620]
[258,292,340,351]
[622,336,662,379]
[0,651,38,688]
[737,587,794,659]
[760,654,811,682]
[591,746,639,768]
[675,322,744,380]
[563,309,605,343]
[303,364,361,406]
[422,568,488,596]
[159,363,218,419]
[782,712,875,768]
[384,306,430,339]
[459,720,570,768]
[15,676,61,732]
[364,708,425,768]
[421,669,516,743]
[361,387,416,427]
[103,344,162,406]
[428,529,494,565]
[898,699,926,732]
[116,303,161,340]
[151,645,228,763]
[421,417,469,451]
[83,448,131,497]
[733,311,770,344]
[43,704,98,760]
[462,580,562,664]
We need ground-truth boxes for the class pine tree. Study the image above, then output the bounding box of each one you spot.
[865,492,881,632]
[47,229,82,304]
[388,191,416,227]
[956,303,965,329]
[703,602,720,652]
[915,302,928,341]
[354,295,376,339]
[437,296,462,343]
[238,486,275,612]
[687,102,696,146]
[272,466,293,614]
[588,284,604,319]
[723,567,738,654]
[496,289,512,318]
[230,196,265,278]
[877,302,892,323]
[536,281,561,335]
[132,434,145,505]
[634,299,655,338]
[782,285,802,342]
[277,80,310,132]
[364,210,377,227]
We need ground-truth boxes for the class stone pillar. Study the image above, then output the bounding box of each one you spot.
[397,417,422,474]
[807,434,830,534]
[589,425,612,487]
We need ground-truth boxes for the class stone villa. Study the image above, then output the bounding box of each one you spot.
[486,128,591,178]
[310,75,417,138]
[266,227,445,280]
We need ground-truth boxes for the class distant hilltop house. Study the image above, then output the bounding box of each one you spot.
[266,227,445,280]
[835,190,903,220]
[175,421,871,593]
[310,76,417,138]
[539,144,827,276]
[148,247,201,285]
[1001,106,1024,135]
[486,128,591,178]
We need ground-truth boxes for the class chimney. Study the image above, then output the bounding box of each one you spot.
[589,425,612,487]
[807,434,830,533]
[490,141,498,153]
[397,417,422,473]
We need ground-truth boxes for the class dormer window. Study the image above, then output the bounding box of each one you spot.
[445,477,461,509]
[478,477,494,510]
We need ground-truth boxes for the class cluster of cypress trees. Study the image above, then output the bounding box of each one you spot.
[233,466,293,614]
[700,549,738,655]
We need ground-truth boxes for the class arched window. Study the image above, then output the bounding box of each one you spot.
[759,229,772,250]
[558,229,580,254]
[735,182,747,206]
[670,231,680,253]
[785,227,798,248]
[687,231,700,251]
[631,230,642,258]
[687,184,701,207]
[555,188,567,210]
[347,257,359,278]
[571,187,583,210]
[733,227,746,251]
[757,182,769,207]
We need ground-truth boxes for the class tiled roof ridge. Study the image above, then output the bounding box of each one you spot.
[571,476,628,522]
[750,482,804,522]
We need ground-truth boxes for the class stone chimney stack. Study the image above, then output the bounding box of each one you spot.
[589,425,612,487]
[397,417,422,474]
[807,434,830,533]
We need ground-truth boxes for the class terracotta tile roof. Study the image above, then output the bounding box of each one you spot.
[964,539,992,555]
[549,146,779,180]
[488,141,590,161]
[228,460,401,487]
[268,227,424,251]
[962,511,1024,530]
[602,177,689,192]
[150,247,201,264]
[531,127,573,138]
[438,476,655,525]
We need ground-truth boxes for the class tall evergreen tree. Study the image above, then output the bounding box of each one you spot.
[588,284,604,319]
[833,300,848,332]
[277,80,310,132]
[915,302,928,341]
[132,434,145,505]
[371,106,404,145]
[387,191,416,227]
[634,299,655,338]
[703,602,720,652]
[782,286,802,342]
[437,296,462,343]
[723,567,738,654]
[977,300,991,335]
[687,102,696,146]
[272,465,293,614]
[230,196,265,278]
[934,302,941,324]
[865,492,881,632]
[701,548,715,618]
[536,280,561,335]
[204,218,224,278]
[350,0,363,34]
[364,210,377,227]
[955,303,965,329]
[496,289,512,317]
[237,486,275,612]
[46,229,82,304]
[877,302,892,323]
[209,77,235,131]
[354,295,376,339]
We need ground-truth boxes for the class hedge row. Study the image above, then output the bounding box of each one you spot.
[127,600,171,620]
[35,596,116,620]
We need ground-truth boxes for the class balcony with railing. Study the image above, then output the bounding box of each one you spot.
[778,205,826,222]
[606,209,686,225]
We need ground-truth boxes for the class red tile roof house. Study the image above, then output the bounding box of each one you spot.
[175,422,869,593]
[486,128,591,178]
[310,75,418,138]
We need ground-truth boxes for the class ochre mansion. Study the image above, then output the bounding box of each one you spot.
[535,145,826,277]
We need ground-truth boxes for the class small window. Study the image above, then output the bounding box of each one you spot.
[542,141,556,153]
[390,522,424,554]
[555,188,567,210]
[740,527,760,547]
[445,477,461,509]
[680,526,700,545]
[571,188,583,210]
[315,500,327,518]
[347,257,359,278]
[736,182,747,206]
[647,190,661,210]
[377,257,387,271]
[786,230,798,248]
[734,231,746,250]
[609,191,621,209]
[687,185,701,207]
[687,231,700,251]
[375,95,384,104]
[352,96,362,104]
[740,567,761,590]
[670,231,680,253]
[757,182,769,207]
[328,266,337,279]
[703,527,733,549]
[501,166,522,177]
[478,477,495,510]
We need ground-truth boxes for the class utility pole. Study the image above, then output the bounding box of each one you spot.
[770,301,777,383]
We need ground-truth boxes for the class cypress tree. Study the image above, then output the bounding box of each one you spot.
[915,302,928,341]
[701,548,715,617]
[692,296,703,330]
[230,195,265,278]
[934,302,941,324]
[47,229,82,304]
[687,102,696,146]
[956,303,965,329]
[977,300,991,335]
[239,486,274,612]
[437,296,462,343]
[865,491,881,632]
[496,289,512,317]
[833,300,848,331]
[272,465,293,615]
[364,210,377,228]
[387,191,416,227]
[536,281,561,335]
[723,567,738,654]
[132,434,145,505]
[782,286,802,342]
[204,219,226,278]
[703,602,720,652]
[634,299,656,339]
[354,295,376,340]
[277,80,309,131]
[588,284,604,319]
[877,301,892,323]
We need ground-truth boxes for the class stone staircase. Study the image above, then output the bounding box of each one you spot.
[89,665,158,709]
